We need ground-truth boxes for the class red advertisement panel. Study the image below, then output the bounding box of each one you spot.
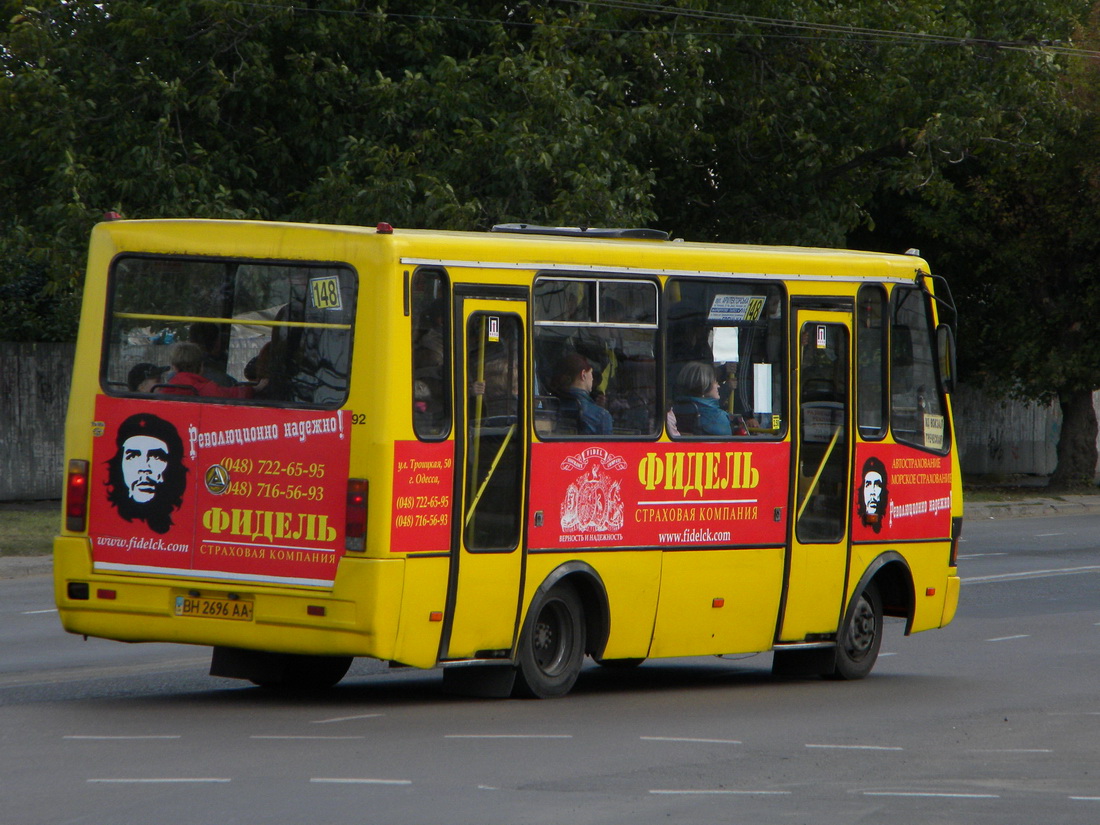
[89,395,350,586]
[852,444,953,542]
[391,440,455,552]
[528,441,791,550]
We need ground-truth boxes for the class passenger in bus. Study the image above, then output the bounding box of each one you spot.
[126,362,166,393]
[414,297,447,402]
[157,342,262,399]
[189,322,237,387]
[552,352,612,435]
[413,379,432,428]
[671,362,733,436]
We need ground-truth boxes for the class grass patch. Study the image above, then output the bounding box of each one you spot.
[0,509,57,557]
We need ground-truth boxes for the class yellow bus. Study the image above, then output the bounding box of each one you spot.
[54,218,961,698]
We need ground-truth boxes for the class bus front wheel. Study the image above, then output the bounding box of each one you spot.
[513,583,586,699]
[830,582,883,680]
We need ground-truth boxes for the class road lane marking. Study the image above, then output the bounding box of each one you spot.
[310,778,411,785]
[965,566,1100,584]
[985,635,1030,643]
[641,736,742,744]
[1034,532,1065,537]
[806,744,903,751]
[21,608,58,615]
[313,713,384,724]
[967,748,1052,753]
[66,735,181,740]
[444,734,572,739]
[88,778,230,784]
[958,553,1006,559]
[863,791,999,799]
[650,789,790,796]
[251,735,365,740]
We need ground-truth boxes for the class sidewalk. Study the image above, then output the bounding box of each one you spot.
[962,493,1100,521]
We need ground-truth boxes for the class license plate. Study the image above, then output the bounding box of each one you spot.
[174,595,254,621]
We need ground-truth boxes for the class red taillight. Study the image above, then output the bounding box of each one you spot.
[66,459,90,532]
[346,479,368,551]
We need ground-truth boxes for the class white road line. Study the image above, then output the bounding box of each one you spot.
[1035,533,1066,538]
[444,734,572,739]
[986,635,1030,643]
[312,713,384,724]
[1070,796,1100,801]
[806,744,903,751]
[88,778,230,784]
[965,566,1100,584]
[968,748,1052,754]
[21,608,58,615]
[641,736,742,745]
[863,791,999,799]
[650,789,790,796]
[251,735,365,740]
[958,553,1005,559]
[310,778,411,785]
[65,735,181,740]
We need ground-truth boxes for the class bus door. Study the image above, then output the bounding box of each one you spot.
[440,293,528,660]
[779,308,853,642]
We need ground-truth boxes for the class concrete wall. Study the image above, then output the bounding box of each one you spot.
[952,385,1060,477]
[0,342,74,500]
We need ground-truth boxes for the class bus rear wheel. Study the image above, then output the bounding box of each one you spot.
[248,653,352,690]
[830,582,883,680]
[513,583,585,699]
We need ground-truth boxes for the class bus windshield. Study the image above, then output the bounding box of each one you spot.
[103,256,356,407]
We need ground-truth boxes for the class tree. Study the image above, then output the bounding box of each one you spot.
[1,0,1094,349]
[856,6,1100,486]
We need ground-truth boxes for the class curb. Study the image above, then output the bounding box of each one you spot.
[963,497,1100,521]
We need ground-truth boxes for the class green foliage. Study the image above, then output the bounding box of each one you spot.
[0,0,1095,364]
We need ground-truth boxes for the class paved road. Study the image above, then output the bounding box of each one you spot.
[2,513,1100,824]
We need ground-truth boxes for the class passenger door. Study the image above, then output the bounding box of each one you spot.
[440,292,528,660]
[778,308,852,642]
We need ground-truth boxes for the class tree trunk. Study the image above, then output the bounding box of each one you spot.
[1051,389,1098,489]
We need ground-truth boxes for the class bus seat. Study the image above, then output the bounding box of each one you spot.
[534,396,560,435]
[555,395,581,434]
[673,409,698,435]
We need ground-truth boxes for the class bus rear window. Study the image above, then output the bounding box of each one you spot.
[103,256,356,408]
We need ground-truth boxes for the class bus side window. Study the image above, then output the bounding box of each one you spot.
[666,279,786,438]
[857,285,887,439]
[890,287,947,451]
[411,269,451,439]
[533,277,659,438]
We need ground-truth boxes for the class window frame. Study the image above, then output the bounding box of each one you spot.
[532,274,661,441]
[664,276,788,441]
[100,253,357,410]
[889,285,949,454]
[410,267,453,441]
[856,284,888,441]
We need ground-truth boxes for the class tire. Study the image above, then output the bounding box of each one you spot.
[830,582,883,680]
[513,583,586,699]
[249,654,353,690]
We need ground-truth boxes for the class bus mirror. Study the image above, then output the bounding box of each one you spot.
[937,323,956,394]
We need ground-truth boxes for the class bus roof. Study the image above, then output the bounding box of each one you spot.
[92,218,931,283]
